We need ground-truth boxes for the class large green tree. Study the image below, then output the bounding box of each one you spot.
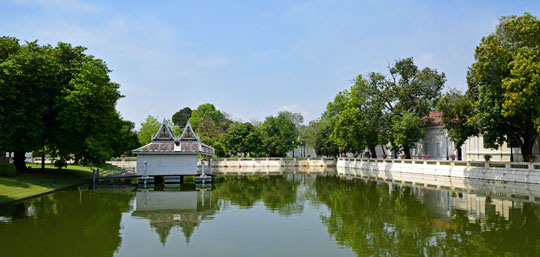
[437,89,477,160]
[383,58,445,158]
[137,115,160,145]
[467,13,540,161]
[0,39,58,171]
[189,103,231,146]
[223,122,263,157]
[310,119,339,157]
[260,111,301,157]
[0,37,132,170]
[332,74,386,157]
[52,43,124,165]
[171,107,192,128]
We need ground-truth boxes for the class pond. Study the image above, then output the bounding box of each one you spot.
[1,171,540,257]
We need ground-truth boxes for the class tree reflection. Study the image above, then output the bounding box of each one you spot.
[213,175,302,216]
[314,176,540,256]
[0,188,133,257]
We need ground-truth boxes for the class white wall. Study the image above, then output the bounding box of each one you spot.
[136,154,198,175]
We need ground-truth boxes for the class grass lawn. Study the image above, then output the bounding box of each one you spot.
[0,163,114,204]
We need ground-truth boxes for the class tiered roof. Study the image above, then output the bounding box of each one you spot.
[132,120,215,156]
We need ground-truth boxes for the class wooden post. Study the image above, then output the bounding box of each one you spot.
[208,157,212,174]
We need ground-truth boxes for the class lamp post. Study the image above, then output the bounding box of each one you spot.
[292,141,295,158]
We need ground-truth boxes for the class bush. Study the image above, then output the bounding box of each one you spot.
[484,154,492,162]
[54,159,68,169]
[0,163,17,177]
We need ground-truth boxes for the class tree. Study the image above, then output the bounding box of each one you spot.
[383,58,445,158]
[0,38,130,170]
[437,90,477,160]
[0,40,58,171]
[172,107,192,127]
[111,120,140,157]
[52,43,124,165]
[311,120,339,157]
[467,13,540,161]
[324,91,355,154]
[223,122,263,157]
[260,112,300,157]
[344,74,386,157]
[137,115,180,146]
[189,103,231,146]
[390,111,426,158]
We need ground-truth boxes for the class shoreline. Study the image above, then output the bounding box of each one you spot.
[0,181,87,207]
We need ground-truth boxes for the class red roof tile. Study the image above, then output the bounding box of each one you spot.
[428,111,443,127]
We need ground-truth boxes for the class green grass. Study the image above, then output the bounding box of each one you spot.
[0,163,111,204]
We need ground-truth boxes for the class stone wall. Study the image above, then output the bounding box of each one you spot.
[337,158,540,184]
[107,158,337,173]
[211,158,336,168]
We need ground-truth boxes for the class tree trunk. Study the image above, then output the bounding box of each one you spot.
[519,133,537,162]
[13,151,26,173]
[403,147,411,159]
[369,145,377,159]
[41,143,45,170]
[521,140,535,162]
[457,147,462,161]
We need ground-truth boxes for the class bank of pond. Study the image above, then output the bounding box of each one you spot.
[1,171,540,257]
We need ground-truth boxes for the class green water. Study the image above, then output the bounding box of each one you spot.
[1,173,540,257]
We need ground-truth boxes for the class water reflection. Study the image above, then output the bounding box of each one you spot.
[1,172,540,257]
[0,187,133,257]
[132,185,216,244]
[212,174,303,216]
[316,176,540,256]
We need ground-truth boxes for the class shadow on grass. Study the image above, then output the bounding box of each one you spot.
[0,167,93,205]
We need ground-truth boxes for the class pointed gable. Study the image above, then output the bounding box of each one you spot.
[179,121,199,141]
[151,120,177,142]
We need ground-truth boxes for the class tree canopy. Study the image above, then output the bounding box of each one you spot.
[223,122,263,157]
[0,37,133,170]
[466,13,540,161]
[325,58,444,158]
[260,111,302,157]
[172,107,192,128]
[189,103,232,146]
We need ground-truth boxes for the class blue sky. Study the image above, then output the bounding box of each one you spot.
[1,0,539,127]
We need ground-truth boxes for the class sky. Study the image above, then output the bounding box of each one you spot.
[1,0,539,127]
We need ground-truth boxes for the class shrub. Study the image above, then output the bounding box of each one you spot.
[0,163,16,177]
[54,159,68,169]
[484,154,492,162]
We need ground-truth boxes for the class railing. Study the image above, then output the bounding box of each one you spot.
[337,157,539,170]
[93,167,135,179]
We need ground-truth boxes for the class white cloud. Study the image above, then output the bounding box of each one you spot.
[418,52,434,63]
[10,0,99,12]
[278,104,299,112]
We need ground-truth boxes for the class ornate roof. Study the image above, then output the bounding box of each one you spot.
[133,120,215,156]
[151,120,177,142]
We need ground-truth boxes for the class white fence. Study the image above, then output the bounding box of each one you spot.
[337,158,540,184]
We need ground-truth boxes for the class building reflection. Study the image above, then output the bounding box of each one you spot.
[131,184,216,245]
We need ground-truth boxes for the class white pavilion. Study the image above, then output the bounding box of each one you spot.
[132,120,214,178]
